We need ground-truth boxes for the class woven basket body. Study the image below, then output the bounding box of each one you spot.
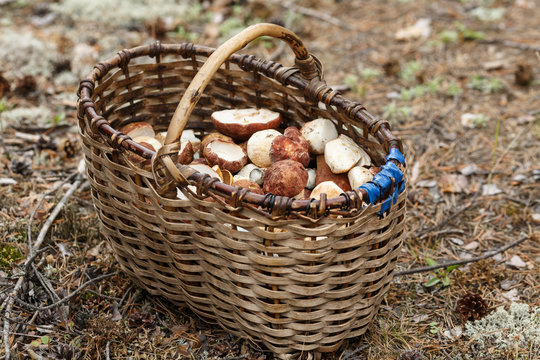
[78,25,406,359]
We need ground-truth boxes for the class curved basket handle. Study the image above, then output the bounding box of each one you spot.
[164,23,321,145]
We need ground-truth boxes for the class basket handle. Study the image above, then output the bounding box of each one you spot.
[163,23,321,145]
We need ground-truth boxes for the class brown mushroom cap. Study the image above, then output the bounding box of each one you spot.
[269,127,310,167]
[211,108,282,141]
[315,155,351,191]
[263,160,308,197]
[232,179,264,195]
[178,141,194,164]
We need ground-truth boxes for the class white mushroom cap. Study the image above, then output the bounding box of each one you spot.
[324,135,372,174]
[211,108,282,141]
[188,163,221,179]
[306,168,316,190]
[300,118,338,155]
[348,166,374,189]
[203,139,247,173]
[132,136,162,152]
[310,181,344,200]
[180,129,201,145]
[246,129,281,168]
[120,122,155,139]
[234,163,260,181]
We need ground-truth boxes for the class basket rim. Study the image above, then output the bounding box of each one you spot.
[77,41,406,216]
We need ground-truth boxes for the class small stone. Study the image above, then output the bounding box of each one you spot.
[412,314,429,323]
[416,179,437,188]
[482,183,502,196]
[395,18,431,41]
[0,178,17,186]
[506,255,526,269]
[449,238,464,246]
[464,241,479,250]
[511,174,527,184]
[502,288,520,301]
[532,169,540,182]
[531,213,540,224]
[443,325,463,340]
[460,164,478,176]
[500,279,516,290]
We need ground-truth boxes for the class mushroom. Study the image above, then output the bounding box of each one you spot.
[232,179,264,195]
[211,108,281,141]
[188,163,221,180]
[269,127,310,167]
[249,168,265,186]
[233,163,260,181]
[300,118,338,155]
[348,166,374,189]
[177,141,194,164]
[119,121,155,139]
[201,132,233,151]
[324,134,372,174]
[310,181,344,200]
[203,139,248,173]
[126,136,161,167]
[306,168,316,190]
[315,155,351,191]
[263,160,308,197]
[246,129,281,168]
[132,136,162,152]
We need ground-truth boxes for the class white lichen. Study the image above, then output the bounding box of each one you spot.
[0,30,57,78]
[465,303,540,352]
[0,107,52,128]
[52,0,189,23]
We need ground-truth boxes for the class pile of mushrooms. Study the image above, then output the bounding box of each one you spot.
[119,108,380,202]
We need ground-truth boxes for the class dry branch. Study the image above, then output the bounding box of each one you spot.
[2,170,83,360]
[395,233,534,276]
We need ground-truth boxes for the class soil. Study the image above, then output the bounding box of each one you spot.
[0,0,539,359]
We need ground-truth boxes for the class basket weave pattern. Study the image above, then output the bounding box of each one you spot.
[78,28,406,358]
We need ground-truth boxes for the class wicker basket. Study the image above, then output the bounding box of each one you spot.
[77,24,406,359]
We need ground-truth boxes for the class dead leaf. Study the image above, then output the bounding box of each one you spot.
[439,174,469,193]
[171,325,189,339]
[395,18,431,41]
[111,303,122,321]
[86,241,104,257]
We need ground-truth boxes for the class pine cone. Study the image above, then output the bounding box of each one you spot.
[456,293,488,321]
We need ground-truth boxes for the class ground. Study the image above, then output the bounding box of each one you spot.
[0,0,539,359]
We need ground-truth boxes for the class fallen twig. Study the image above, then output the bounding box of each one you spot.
[480,38,540,52]
[415,188,481,238]
[27,172,77,252]
[340,344,369,360]
[395,234,533,276]
[13,272,117,311]
[2,171,83,360]
[106,341,111,360]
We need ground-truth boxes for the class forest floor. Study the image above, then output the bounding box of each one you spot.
[0,0,539,359]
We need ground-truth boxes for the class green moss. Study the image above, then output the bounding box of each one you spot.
[0,244,23,268]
